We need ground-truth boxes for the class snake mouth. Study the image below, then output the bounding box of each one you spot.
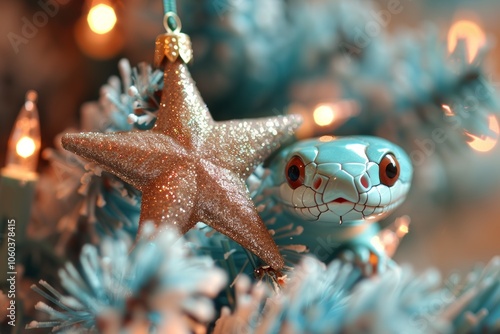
[278,180,411,215]
[331,197,349,204]
[330,187,410,208]
[282,197,385,211]
[329,197,385,210]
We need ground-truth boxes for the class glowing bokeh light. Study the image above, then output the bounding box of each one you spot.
[466,115,499,153]
[319,135,335,142]
[16,137,36,158]
[87,3,117,35]
[442,104,455,117]
[313,105,335,126]
[397,223,409,237]
[447,20,486,63]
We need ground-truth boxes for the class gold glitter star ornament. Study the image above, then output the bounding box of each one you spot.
[61,13,301,270]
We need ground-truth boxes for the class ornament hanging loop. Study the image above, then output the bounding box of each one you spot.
[163,12,182,33]
[155,12,192,66]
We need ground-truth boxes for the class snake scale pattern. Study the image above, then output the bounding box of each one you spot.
[254,135,413,269]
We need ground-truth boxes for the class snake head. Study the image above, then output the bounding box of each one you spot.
[271,136,412,225]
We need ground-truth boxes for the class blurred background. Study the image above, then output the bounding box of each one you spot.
[0,0,499,278]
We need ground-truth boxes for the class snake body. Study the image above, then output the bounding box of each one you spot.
[258,135,413,264]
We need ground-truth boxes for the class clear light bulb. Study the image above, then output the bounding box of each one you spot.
[5,90,41,174]
[447,20,486,64]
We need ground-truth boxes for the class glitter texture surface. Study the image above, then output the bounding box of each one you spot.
[62,38,301,269]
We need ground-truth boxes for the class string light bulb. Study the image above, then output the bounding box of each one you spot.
[87,2,117,35]
[374,215,411,258]
[0,90,41,245]
[447,19,486,63]
[292,100,359,139]
[313,104,336,127]
[446,19,497,152]
[76,0,123,59]
[6,90,41,174]
[466,115,499,153]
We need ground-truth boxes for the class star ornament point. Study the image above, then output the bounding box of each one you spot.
[62,56,301,270]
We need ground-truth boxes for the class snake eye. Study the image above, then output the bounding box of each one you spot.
[379,153,400,187]
[285,155,305,189]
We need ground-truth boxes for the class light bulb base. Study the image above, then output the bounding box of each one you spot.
[0,167,38,249]
[1,167,38,183]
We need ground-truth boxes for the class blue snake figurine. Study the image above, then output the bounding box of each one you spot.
[253,135,413,276]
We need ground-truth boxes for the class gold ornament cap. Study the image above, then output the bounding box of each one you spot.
[154,12,193,67]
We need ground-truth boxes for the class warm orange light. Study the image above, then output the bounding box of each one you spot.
[313,104,336,126]
[376,215,410,257]
[396,222,409,237]
[291,100,359,139]
[16,137,36,159]
[466,115,499,153]
[370,235,385,253]
[442,104,455,117]
[6,91,41,173]
[87,3,117,35]
[447,20,486,63]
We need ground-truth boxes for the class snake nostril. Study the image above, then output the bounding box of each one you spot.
[361,175,369,189]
